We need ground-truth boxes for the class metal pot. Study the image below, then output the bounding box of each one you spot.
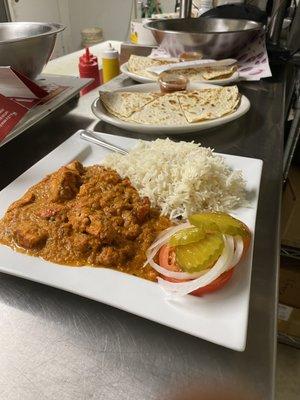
[144,17,263,58]
[0,22,65,79]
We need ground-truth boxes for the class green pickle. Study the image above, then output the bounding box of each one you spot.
[189,212,249,237]
[175,232,224,273]
[169,227,205,247]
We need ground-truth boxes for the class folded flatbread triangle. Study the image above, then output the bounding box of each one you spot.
[201,65,237,80]
[100,91,160,118]
[178,86,240,123]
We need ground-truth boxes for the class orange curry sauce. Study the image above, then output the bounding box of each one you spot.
[0,161,171,281]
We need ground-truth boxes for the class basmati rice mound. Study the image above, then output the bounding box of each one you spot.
[102,138,247,219]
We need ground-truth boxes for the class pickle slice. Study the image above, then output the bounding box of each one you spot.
[169,227,205,247]
[175,232,224,273]
[189,212,250,238]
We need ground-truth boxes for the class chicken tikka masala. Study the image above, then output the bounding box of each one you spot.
[0,161,171,281]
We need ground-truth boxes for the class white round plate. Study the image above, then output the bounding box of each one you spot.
[93,82,250,135]
[120,62,240,86]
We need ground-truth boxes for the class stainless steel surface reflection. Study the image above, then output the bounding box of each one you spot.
[144,17,263,58]
[0,22,65,79]
[0,64,288,400]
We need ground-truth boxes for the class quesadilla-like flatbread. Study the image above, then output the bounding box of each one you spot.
[128,55,173,73]
[128,55,177,79]
[177,86,240,123]
[129,93,188,126]
[131,69,159,80]
[100,86,241,126]
[100,91,160,119]
[127,55,236,82]
[201,65,237,80]
[162,66,237,82]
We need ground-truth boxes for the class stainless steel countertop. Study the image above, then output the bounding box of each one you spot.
[0,66,287,400]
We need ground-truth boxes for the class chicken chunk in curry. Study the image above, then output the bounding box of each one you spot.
[0,161,171,281]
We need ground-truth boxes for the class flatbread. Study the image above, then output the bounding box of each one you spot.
[177,86,240,123]
[132,69,159,80]
[162,66,236,82]
[201,65,237,80]
[128,55,177,79]
[129,93,188,126]
[100,91,160,119]
[128,56,236,82]
[100,86,241,126]
[128,55,173,73]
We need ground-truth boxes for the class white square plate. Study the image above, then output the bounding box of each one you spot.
[0,131,263,351]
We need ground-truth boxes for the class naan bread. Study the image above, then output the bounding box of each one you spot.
[100,91,160,118]
[129,94,188,126]
[178,86,240,123]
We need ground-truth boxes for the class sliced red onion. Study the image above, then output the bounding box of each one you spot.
[144,220,211,280]
[157,235,234,296]
[145,221,245,296]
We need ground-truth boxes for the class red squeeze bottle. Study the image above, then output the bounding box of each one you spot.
[79,47,101,95]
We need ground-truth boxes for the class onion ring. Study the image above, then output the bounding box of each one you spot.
[146,244,210,279]
[157,235,234,296]
[231,236,244,267]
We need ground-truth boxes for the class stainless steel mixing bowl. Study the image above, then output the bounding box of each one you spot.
[144,18,263,58]
[0,22,65,79]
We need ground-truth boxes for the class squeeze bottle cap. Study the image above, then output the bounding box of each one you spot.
[102,42,119,59]
[79,47,98,66]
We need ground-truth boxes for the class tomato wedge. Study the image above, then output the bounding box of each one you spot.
[158,235,249,297]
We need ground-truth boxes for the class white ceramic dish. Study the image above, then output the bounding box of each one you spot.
[120,62,240,85]
[94,83,250,135]
[0,130,263,351]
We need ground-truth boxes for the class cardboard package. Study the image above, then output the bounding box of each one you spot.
[279,256,300,308]
[278,256,300,344]
[281,166,300,248]
[278,303,300,340]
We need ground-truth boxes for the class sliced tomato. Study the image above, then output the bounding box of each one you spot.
[190,268,234,296]
[158,244,180,272]
[157,236,249,297]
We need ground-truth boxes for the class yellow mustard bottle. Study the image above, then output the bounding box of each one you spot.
[102,43,120,83]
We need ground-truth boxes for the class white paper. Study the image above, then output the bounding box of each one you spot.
[236,34,272,81]
[0,67,39,98]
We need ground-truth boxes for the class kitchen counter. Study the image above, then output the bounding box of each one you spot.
[0,65,288,400]
[43,40,122,77]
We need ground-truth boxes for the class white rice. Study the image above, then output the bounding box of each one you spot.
[102,138,246,219]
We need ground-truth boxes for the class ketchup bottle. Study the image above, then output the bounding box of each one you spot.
[79,47,101,95]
